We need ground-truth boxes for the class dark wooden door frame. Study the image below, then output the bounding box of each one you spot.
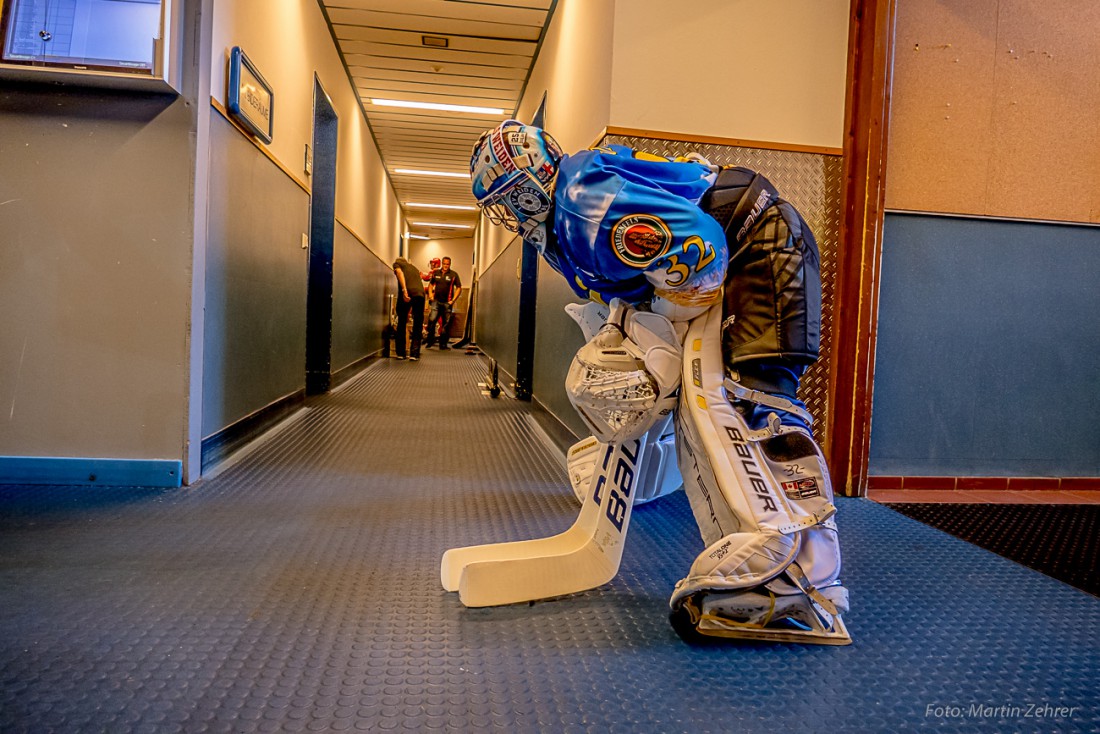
[826,0,897,497]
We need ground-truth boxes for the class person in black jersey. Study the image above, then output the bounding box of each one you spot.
[426,257,462,349]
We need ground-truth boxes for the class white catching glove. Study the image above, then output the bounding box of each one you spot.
[565,300,683,445]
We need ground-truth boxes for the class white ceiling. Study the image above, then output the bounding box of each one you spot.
[320,0,558,240]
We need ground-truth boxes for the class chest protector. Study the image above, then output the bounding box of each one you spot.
[699,168,822,384]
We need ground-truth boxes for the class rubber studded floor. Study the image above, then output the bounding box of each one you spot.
[888,503,1099,597]
[2,350,1099,733]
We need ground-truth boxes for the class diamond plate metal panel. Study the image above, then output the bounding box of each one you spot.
[604,135,842,446]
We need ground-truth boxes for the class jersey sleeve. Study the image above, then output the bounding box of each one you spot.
[553,146,727,307]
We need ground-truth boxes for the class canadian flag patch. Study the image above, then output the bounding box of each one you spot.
[782,478,821,500]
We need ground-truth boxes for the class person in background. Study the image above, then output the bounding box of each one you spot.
[426,256,462,350]
[421,257,441,343]
[422,257,441,282]
[391,257,425,361]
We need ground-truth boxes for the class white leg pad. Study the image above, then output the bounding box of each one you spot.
[671,305,843,605]
[634,414,681,503]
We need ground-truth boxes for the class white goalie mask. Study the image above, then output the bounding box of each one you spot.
[470,120,563,253]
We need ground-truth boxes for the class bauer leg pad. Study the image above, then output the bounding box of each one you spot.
[670,306,850,645]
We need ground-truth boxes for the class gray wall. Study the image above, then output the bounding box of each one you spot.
[475,238,586,438]
[531,258,586,438]
[203,110,393,438]
[332,223,391,375]
[870,212,1100,476]
[475,238,521,379]
[202,111,311,436]
[0,83,196,461]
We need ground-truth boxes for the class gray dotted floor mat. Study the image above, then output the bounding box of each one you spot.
[2,350,1098,732]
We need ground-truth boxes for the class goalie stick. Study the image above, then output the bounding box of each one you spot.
[440,437,646,607]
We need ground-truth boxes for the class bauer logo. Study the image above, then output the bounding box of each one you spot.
[782,478,821,500]
[604,439,640,532]
[692,358,702,387]
[724,426,779,513]
[611,214,672,267]
[736,188,773,242]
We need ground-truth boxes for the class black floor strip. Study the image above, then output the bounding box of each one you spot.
[887,503,1099,597]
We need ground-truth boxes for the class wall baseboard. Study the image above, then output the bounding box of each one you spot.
[201,353,380,476]
[331,352,381,390]
[201,389,306,473]
[0,456,183,487]
[530,395,581,456]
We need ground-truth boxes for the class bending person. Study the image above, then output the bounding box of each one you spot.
[469,120,850,644]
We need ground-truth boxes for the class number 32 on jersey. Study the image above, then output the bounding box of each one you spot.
[661,236,716,288]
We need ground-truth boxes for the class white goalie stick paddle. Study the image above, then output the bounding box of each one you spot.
[440,437,646,607]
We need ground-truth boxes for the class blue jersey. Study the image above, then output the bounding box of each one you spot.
[543,145,728,308]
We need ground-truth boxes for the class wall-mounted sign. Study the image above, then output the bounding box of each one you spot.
[227,46,273,144]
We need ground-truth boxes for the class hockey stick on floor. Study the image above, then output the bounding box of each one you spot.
[440,436,601,591]
[440,437,645,606]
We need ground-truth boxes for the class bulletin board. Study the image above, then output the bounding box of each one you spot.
[885,0,1100,224]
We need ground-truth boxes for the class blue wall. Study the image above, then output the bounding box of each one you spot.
[870,212,1100,476]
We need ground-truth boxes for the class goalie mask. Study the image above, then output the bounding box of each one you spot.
[470,119,563,251]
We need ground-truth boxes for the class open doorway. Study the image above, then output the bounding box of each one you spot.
[305,77,338,395]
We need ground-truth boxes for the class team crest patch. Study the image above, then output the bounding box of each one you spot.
[782,478,821,500]
[611,214,671,266]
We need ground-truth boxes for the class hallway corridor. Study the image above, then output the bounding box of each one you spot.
[2,350,1098,732]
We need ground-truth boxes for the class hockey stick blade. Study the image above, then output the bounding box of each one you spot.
[440,497,600,592]
[440,438,606,590]
[442,438,645,606]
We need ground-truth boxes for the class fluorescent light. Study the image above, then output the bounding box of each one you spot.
[405,202,477,211]
[371,98,504,115]
[412,222,474,229]
[394,168,470,179]
[407,234,430,240]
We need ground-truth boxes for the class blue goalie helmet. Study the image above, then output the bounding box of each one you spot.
[470,119,563,250]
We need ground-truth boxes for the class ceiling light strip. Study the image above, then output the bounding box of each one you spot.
[371,98,505,115]
[405,203,477,210]
[394,168,470,178]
